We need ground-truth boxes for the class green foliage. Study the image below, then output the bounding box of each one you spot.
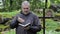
[0,10,20,18]
[55,13,60,16]
[45,19,58,30]
[0,0,45,12]
[47,0,50,8]
[45,19,60,34]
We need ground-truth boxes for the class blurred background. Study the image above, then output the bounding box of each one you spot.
[0,0,60,34]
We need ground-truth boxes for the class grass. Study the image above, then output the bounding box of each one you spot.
[45,19,60,34]
[0,10,20,18]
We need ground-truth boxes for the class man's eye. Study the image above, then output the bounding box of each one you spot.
[24,8,28,9]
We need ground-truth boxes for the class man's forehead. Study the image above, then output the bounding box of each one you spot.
[22,5,29,8]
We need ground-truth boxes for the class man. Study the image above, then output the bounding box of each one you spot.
[10,1,41,34]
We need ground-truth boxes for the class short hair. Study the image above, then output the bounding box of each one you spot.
[21,1,30,7]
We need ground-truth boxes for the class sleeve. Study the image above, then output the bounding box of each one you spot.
[29,15,42,32]
[10,16,18,29]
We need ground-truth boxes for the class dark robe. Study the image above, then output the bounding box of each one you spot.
[10,11,41,34]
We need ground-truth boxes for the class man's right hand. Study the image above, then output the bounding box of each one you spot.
[17,17,25,23]
[24,26,30,30]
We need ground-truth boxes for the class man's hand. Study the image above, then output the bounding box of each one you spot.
[17,17,25,23]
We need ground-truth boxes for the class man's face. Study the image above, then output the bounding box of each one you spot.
[22,5,30,14]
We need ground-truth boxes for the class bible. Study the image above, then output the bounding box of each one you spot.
[18,23,30,27]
